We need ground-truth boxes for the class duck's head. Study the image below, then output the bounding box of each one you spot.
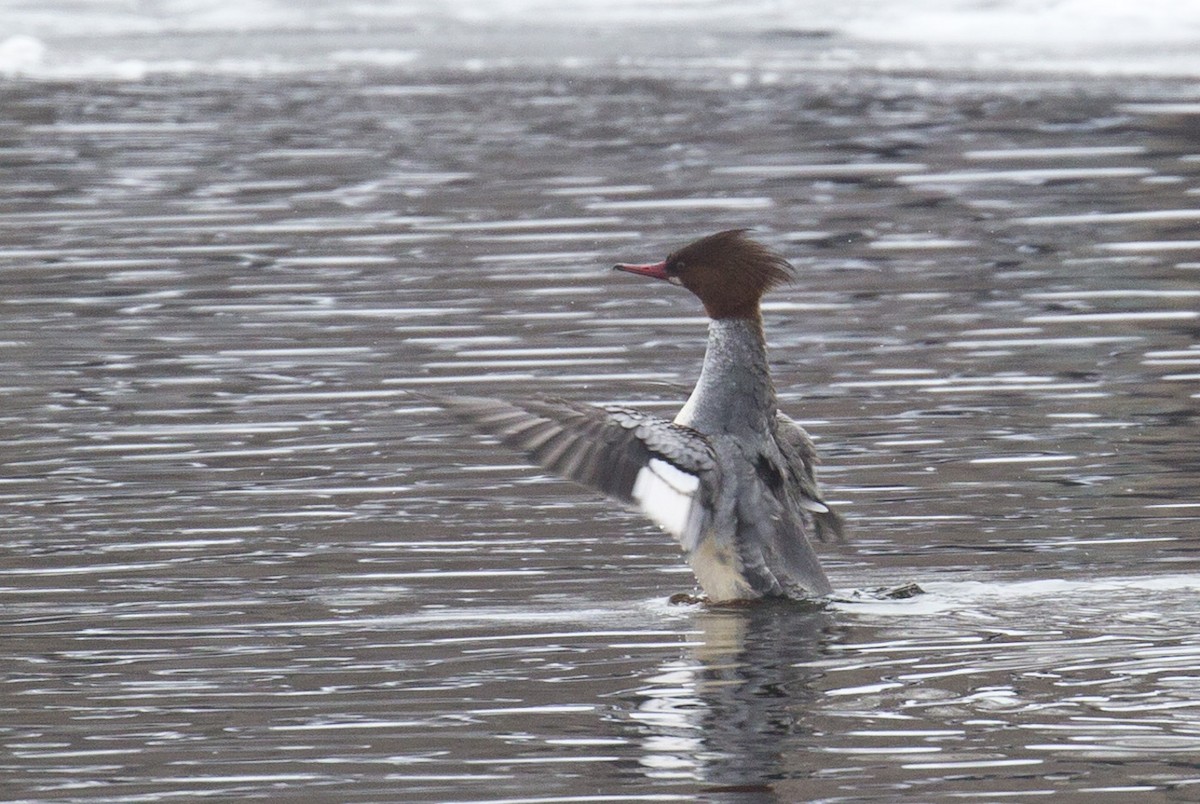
[614,229,793,319]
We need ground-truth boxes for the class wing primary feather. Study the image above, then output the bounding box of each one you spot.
[429,394,715,546]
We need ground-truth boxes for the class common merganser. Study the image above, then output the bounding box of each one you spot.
[439,230,841,602]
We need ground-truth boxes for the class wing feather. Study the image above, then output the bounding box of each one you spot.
[774,410,844,543]
[432,394,717,549]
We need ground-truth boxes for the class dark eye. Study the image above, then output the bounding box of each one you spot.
[666,257,686,274]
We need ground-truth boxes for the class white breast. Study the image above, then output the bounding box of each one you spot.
[688,538,755,602]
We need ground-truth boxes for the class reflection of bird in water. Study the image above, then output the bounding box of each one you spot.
[631,602,834,797]
[436,230,842,602]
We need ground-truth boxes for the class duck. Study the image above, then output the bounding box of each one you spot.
[436,229,841,602]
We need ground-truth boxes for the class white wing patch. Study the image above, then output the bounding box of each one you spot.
[631,458,701,546]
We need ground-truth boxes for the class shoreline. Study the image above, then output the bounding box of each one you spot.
[6,20,1200,84]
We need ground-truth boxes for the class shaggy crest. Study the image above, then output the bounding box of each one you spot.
[664,229,794,319]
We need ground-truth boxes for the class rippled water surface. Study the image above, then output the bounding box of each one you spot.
[3,59,1200,801]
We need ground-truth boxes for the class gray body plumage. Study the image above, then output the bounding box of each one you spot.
[436,229,839,602]
[671,317,834,599]
[437,315,837,602]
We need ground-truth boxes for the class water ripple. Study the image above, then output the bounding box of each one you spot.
[2,67,1199,803]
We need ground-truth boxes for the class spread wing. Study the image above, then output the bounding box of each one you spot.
[774,410,844,543]
[432,395,718,551]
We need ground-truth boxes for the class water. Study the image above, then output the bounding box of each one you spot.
[3,38,1200,804]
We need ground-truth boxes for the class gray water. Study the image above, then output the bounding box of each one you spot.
[3,54,1200,802]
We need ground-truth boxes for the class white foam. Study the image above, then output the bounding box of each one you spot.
[835,573,1200,618]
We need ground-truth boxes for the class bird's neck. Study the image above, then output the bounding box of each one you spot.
[674,314,776,436]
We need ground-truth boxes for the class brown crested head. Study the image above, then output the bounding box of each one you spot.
[614,229,793,319]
